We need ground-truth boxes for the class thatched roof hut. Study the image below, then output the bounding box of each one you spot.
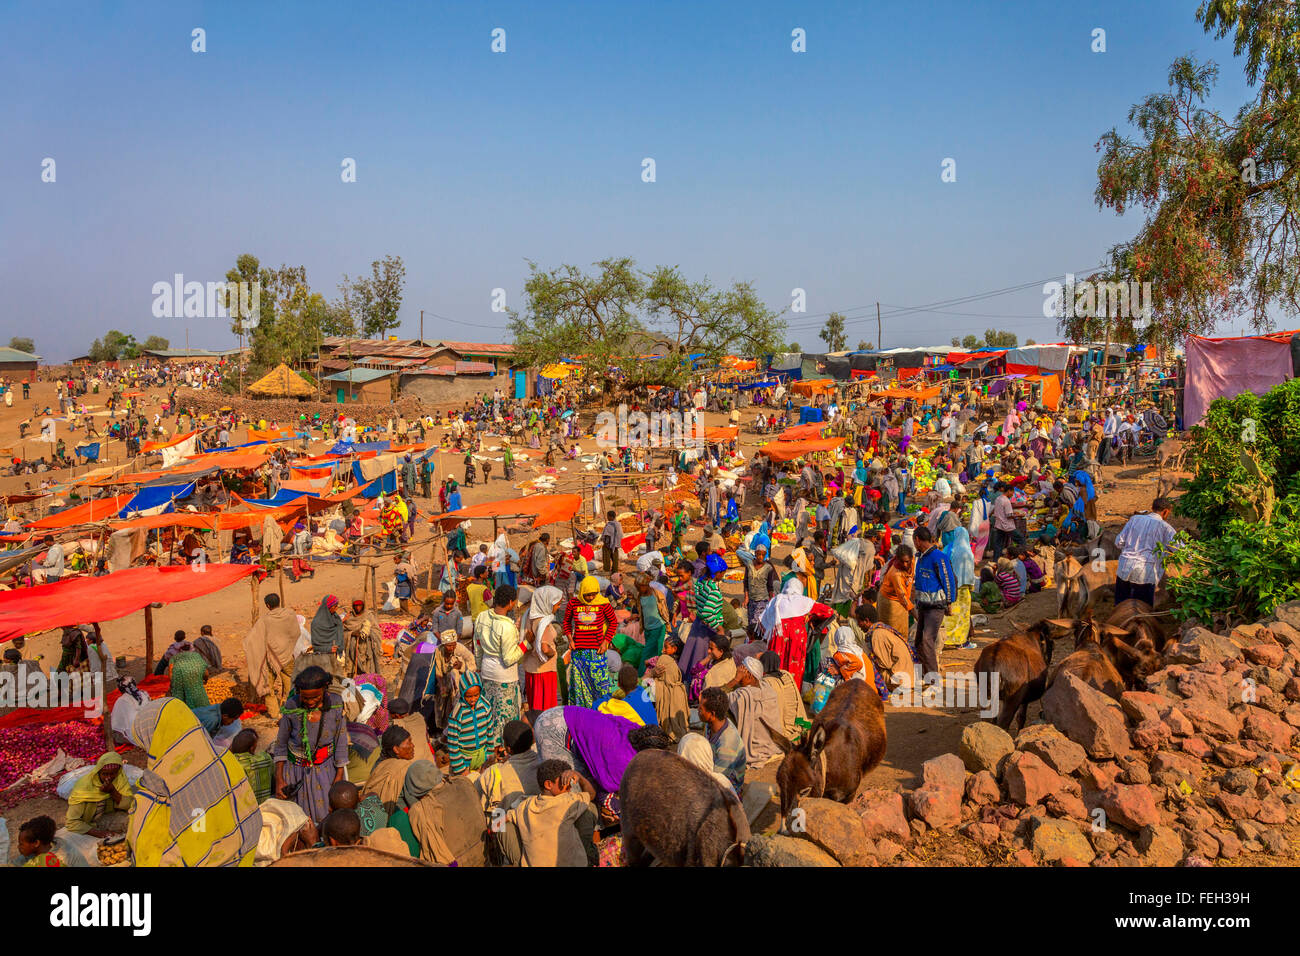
[247,363,313,399]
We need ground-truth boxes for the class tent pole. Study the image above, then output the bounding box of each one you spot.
[143,604,155,676]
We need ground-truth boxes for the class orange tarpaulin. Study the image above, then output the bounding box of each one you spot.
[791,379,834,397]
[437,494,583,530]
[108,506,302,533]
[1024,372,1062,411]
[26,494,134,529]
[704,426,738,441]
[142,429,201,453]
[777,423,826,441]
[721,357,756,371]
[876,385,942,401]
[758,437,846,463]
[897,367,921,381]
[0,564,260,643]
[248,427,299,441]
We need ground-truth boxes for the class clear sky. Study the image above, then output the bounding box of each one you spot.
[1,0,1256,360]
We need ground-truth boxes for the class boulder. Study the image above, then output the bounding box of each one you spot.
[1215,792,1262,821]
[1165,627,1244,666]
[959,723,1014,775]
[1130,718,1171,750]
[1042,671,1131,759]
[1179,700,1242,741]
[1245,644,1286,668]
[1027,817,1096,864]
[1136,824,1186,866]
[851,789,910,843]
[1242,706,1296,749]
[921,753,968,794]
[745,833,840,867]
[907,785,961,830]
[1016,724,1088,775]
[1092,783,1161,831]
[1213,743,1256,768]
[965,770,1002,806]
[791,797,874,866]
[1003,751,1065,806]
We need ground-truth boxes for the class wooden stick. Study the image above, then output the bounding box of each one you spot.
[143,604,155,675]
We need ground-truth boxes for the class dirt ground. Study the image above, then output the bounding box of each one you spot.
[0,377,1201,856]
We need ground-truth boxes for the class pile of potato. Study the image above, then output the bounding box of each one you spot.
[96,840,131,865]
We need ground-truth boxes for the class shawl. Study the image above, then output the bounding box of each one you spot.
[127,697,261,867]
[676,733,738,796]
[254,798,311,864]
[651,655,689,740]
[562,706,637,792]
[577,575,608,606]
[522,585,564,663]
[942,525,976,589]
[758,577,816,637]
[831,625,869,681]
[727,683,782,766]
[67,751,131,808]
[400,759,442,809]
[310,596,345,654]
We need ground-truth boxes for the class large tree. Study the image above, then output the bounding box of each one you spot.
[88,330,138,361]
[142,335,170,351]
[8,337,34,354]
[509,259,784,387]
[338,255,407,338]
[1088,3,1300,346]
[819,312,847,352]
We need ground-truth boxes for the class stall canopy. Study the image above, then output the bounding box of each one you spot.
[437,493,583,530]
[791,379,835,397]
[875,385,943,402]
[758,437,846,463]
[703,426,738,441]
[777,423,828,441]
[26,493,135,529]
[1184,330,1299,425]
[0,564,260,643]
[119,482,197,517]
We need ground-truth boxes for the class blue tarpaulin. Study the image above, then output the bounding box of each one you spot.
[329,440,392,455]
[118,482,196,517]
[241,489,320,507]
[74,443,101,462]
[799,406,825,424]
[352,462,396,497]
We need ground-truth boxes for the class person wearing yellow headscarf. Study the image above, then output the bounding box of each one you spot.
[126,697,262,867]
[560,576,619,708]
[65,751,134,835]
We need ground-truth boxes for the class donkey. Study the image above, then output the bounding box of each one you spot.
[619,750,750,867]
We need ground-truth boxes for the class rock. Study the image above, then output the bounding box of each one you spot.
[1017,724,1088,775]
[1078,760,1122,790]
[1093,784,1161,831]
[963,821,1001,847]
[1177,670,1231,706]
[1212,828,1242,858]
[1045,791,1088,820]
[1117,753,1153,785]
[1136,824,1186,866]
[874,837,903,863]
[1120,692,1164,724]
[1215,768,1257,795]
[1003,752,1064,806]
[907,786,961,831]
[1215,792,1262,821]
[1150,750,1202,777]
[1179,700,1242,741]
[1268,618,1300,647]
[1091,828,1120,855]
[1028,817,1096,864]
[959,723,1015,775]
[1246,644,1286,668]
[851,789,910,843]
[1165,628,1244,666]
[1164,707,1194,736]
[1233,623,1277,645]
[1213,743,1255,768]
[921,753,968,794]
[1242,706,1296,749]
[1259,828,1286,854]
[1181,735,1214,759]
[1042,672,1131,759]
[791,797,874,866]
[965,770,1002,806]
[1285,677,1300,702]
[1256,794,1288,826]
[1271,602,1300,634]
[745,833,840,867]
[1130,718,1171,750]
[1190,830,1220,860]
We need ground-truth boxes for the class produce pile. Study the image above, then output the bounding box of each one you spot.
[0,722,112,810]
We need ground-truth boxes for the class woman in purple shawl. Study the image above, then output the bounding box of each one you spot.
[531,706,639,793]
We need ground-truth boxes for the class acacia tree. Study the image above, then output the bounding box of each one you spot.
[820,312,847,351]
[8,337,34,353]
[1090,3,1300,346]
[509,259,784,388]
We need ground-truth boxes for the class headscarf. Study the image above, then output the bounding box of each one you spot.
[127,697,261,867]
[758,577,816,637]
[942,524,976,589]
[400,759,443,809]
[523,585,564,652]
[310,595,345,654]
[577,574,608,606]
[254,798,311,863]
[68,751,130,808]
[650,654,689,740]
[936,510,961,535]
[676,732,738,796]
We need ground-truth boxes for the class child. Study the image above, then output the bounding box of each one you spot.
[502,759,597,867]
[230,728,274,803]
[995,557,1023,607]
[976,566,1003,613]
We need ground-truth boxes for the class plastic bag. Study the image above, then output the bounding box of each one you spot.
[56,763,145,800]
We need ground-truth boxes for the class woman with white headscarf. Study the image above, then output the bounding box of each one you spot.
[759,578,831,691]
[521,585,563,711]
[829,625,871,682]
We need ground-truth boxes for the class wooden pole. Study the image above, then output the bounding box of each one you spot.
[369,562,378,612]
[143,604,155,675]
[250,575,260,626]
[278,566,286,604]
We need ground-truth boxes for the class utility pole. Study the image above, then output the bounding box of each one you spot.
[876,302,882,351]
[420,309,424,344]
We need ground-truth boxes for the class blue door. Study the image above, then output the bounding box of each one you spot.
[513,370,527,399]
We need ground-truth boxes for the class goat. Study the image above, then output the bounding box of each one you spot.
[762,679,886,821]
[973,619,1054,733]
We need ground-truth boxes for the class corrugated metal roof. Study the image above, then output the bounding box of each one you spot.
[426,341,515,355]
[0,347,41,362]
[322,367,397,384]
[141,347,239,358]
[402,361,497,377]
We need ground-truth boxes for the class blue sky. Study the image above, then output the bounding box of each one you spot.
[1,0,1257,360]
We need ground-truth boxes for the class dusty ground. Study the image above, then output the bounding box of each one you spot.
[0,376,1247,862]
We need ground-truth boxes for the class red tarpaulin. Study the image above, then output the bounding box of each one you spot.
[1185,331,1298,425]
[0,564,260,643]
[25,493,134,530]
[777,423,827,441]
[0,675,171,730]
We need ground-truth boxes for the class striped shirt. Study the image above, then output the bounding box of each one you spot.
[695,579,726,629]
[562,600,619,650]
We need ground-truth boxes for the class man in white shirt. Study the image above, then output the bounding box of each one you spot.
[1114,497,1177,606]
[35,536,64,584]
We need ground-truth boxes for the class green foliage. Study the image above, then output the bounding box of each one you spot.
[8,337,34,354]
[983,328,1018,348]
[141,335,170,351]
[338,255,406,338]
[961,334,979,350]
[820,312,846,352]
[856,339,874,351]
[1165,495,1300,623]
[88,330,139,362]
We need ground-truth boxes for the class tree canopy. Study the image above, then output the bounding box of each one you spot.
[819,312,847,352]
[8,337,34,354]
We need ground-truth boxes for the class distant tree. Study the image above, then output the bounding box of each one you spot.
[142,335,170,351]
[339,255,407,338]
[787,342,802,352]
[950,336,961,347]
[983,328,1019,348]
[961,334,980,349]
[856,339,874,350]
[819,312,847,352]
[1026,338,1037,345]
[8,337,34,354]
[88,330,139,361]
